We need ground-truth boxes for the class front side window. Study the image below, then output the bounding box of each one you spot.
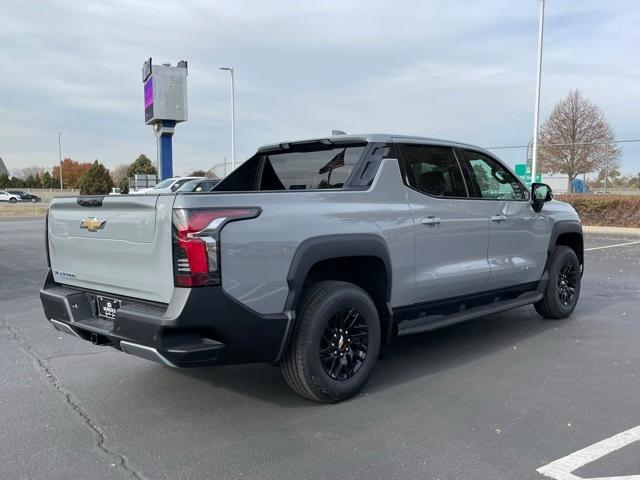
[399,144,467,197]
[460,150,527,200]
[170,178,194,191]
[259,146,364,190]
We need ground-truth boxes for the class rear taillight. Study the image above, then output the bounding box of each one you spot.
[172,207,260,287]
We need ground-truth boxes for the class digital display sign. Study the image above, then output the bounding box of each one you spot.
[142,60,187,125]
[144,78,153,123]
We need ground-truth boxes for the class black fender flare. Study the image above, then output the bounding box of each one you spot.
[545,220,584,271]
[284,233,392,311]
[274,234,393,361]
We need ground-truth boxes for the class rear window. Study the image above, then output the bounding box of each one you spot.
[215,145,366,192]
[260,146,364,190]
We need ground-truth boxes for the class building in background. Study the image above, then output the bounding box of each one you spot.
[0,157,8,177]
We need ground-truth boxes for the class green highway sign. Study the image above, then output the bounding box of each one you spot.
[514,163,541,184]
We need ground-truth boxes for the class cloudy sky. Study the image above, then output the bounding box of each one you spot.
[2,0,639,176]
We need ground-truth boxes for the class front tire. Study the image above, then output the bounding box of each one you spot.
[9,197,17,203]
[535,246,581,319]
[281,281,381,403]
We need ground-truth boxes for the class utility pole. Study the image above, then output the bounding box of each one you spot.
[58,132,63,190]
[530,0,545,185]
[219,66,236,172]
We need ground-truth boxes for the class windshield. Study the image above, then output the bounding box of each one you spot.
[153,179,175,189]
[177,180,201,192]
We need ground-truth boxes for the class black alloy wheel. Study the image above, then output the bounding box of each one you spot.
[535,245,581,319]
[319,308,369,381]
[281,281,381,403]
[557,263,578,306]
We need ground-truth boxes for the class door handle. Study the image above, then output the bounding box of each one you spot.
[490,215,507,222]
[421,216,441,226]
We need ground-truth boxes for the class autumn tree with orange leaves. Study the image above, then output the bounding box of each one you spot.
[52,158,93,188]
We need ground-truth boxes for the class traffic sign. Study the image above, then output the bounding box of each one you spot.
[515,163,541,184]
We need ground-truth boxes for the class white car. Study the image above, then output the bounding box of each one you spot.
[0,191,21,203]
[130,177,206,195]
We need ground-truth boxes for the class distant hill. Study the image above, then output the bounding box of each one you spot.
[0,157,8,177]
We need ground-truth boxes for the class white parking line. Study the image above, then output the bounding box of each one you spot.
[537,424,640,480]
[585,240,640,252]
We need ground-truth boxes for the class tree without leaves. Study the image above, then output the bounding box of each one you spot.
[190,169,207,177]
[538,90,620,193]
[11,166,43,179]
[110,164,131,193]
[595,165,623,189]
[78,160,113,195]
[111,164,129,184]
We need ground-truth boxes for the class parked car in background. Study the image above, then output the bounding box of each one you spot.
[176,178,220,193]
[108,188,122,195]
[7,190,41,202]
[130,176,205,195]
[0,191,21,203]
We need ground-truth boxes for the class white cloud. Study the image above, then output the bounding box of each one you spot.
[0,0,638,173]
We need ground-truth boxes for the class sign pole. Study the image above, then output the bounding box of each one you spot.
[154,121,175,180]
[530,0,545,186]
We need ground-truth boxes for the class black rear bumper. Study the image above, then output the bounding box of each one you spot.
[40,270,290,367]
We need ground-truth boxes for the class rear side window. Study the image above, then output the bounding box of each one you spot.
[399,144,468,198]
[259,146,364,190]
[459,150,527,200]
[214,154,261,191]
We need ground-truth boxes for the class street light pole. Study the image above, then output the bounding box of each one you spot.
[58,132,63,190]
[530,0,545,185]
[219,66,236,172]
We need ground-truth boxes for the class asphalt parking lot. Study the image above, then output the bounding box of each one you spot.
[1,217,639,480]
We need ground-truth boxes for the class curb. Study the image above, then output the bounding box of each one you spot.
[583,226,640,236]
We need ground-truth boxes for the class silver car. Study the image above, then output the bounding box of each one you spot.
[41,134,582,402]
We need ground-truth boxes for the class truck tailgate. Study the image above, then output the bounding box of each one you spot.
[48,195,175,304]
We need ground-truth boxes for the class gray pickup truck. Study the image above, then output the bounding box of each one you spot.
[40,134,583,402]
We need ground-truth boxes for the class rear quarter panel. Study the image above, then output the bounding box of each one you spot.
[173,159,415,315]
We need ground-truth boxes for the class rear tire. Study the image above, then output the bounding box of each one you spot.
[281,281,380,403]
[535,246,581,319]
[9,197,17,203]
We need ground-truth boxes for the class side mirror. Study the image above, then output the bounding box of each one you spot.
[531,182,553,212]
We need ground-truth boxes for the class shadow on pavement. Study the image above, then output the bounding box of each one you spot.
[174,305,566,406]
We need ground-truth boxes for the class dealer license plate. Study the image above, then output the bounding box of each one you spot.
[97,296,121,320]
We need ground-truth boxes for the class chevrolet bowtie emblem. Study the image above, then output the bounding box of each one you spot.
[80,217,106,232]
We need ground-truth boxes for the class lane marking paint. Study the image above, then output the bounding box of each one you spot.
[585,240,640,252]
[537,424,640,480]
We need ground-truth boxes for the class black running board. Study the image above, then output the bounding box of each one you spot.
[397,291,543,336]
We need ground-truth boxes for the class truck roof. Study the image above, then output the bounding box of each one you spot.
[257,133,490,154]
